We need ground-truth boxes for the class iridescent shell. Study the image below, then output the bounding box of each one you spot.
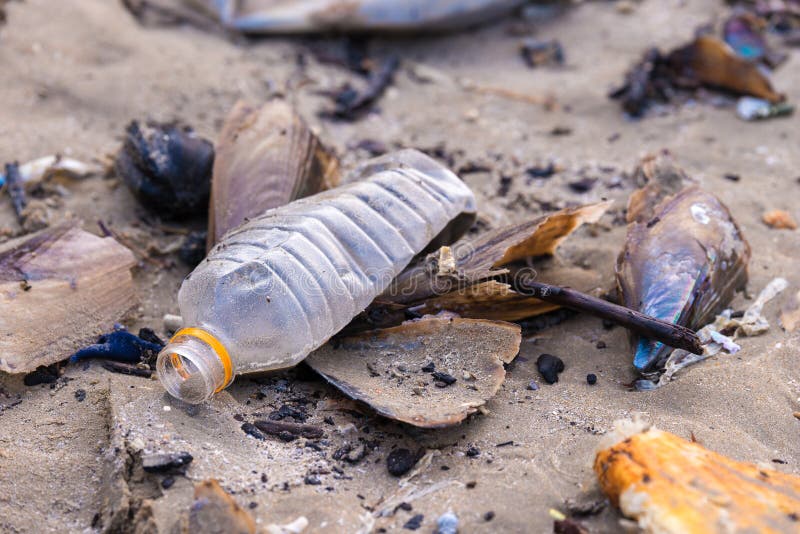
[616,184,750,373]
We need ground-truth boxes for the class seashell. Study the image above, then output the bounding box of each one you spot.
[616,159,751,373]
[208,99,340,247]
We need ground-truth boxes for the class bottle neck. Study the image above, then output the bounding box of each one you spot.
[156,327,233,403]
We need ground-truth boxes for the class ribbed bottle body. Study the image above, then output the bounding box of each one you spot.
[178,150,476,373]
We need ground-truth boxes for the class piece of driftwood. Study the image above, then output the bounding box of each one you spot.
[208,99,340,247]
[595,423,800,533]
[306,318,521,428]
[0,222,137,373]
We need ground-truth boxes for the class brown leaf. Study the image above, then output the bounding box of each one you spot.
[306,318,521,428]
[208,99,340,246]
[0,222,137,373]
[668,35,784,103]
[186,479,255,534]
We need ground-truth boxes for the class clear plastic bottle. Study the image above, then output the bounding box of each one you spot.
[157,150,476,403]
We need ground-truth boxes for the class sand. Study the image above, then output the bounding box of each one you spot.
[0,0,799,532]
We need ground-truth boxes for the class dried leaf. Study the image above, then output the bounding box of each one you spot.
[208,99,340,246]
[383,202,610,306]
[306,318,521,428]
[187,479,256,534]
[668,35,783,103]
[0,223,137,373]
[595,425,800,533]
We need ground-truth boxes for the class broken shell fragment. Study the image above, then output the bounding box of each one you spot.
[762,209,797,230]
[187,480,256,534]
[616,158,750,373]
[0,222,137,373]
[305,318,521,428]
[116,121,214,218]
[208,99,340,246]
[595,423,800,533]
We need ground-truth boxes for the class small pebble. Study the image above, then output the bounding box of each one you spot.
[161,477,175,489]
[304,475,321,485]
[241,422,266,441]
[527,380,539,391]
[595,340,606,349]
[74,389,86,402]
[435,512,459,534]
[536,354,565,384]
[403,514,424,531]
[142,452,193,473]
[587,373,597,385]
[484,511,495,521]
[466,446,480,457]
[387,448,417,477]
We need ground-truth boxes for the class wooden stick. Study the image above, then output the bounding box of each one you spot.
[510,278,704,355]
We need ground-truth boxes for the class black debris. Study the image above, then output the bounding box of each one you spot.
[304,475,322,485]
[587,373,598,385]
[403,514,424,531]
[496,440,514,447]
[526,162,557,180]
[554,517,589,534]
[241,422,266,440]
[724,173,741,182]
[431,372,457,386]
[397,502,413,512]
[497,175,513,197]
[74,389,87,402]
[595,340,607,349]
[161,476,175,489]
[327,55,400,120]
[101,361,153,378]
[23,364,60,386]
[387,448,418,477]
[268,404,308,422]
[527,380,539,391]
[567,177,597,193]
[520,38,564,67]
[116,120,214,218]
[537,353,565,384]
[421,362,435,373]
[466,446,480,458]
[179,230,207,267]
[141,451,193,473]
[137,327,165,348]
[484,511,496,521]
[253,419,324,440]
[334,442,368,464]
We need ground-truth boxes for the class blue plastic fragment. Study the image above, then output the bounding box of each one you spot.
[70,328,164,363]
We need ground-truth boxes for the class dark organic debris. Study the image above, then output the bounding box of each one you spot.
[2,161,49,232]
[567,177,597,193]
[587,373,597,385]
[241,422,266,441]
[179,231,207,266]
[116,120,214,218]
[142,451,193,473]
[325,56,400,120]
[253,419,324,440]
[526,162,557,180]
[75,389,87,402]
[520,38,564,67]
[431,371,457,386]
[537,354,564,384]
[612,34,784,117]
[70,327,163,365]
[101,361,153,378]
[387,448,419,477]
[162,477,175,489]
[23,364,60,386]
[334,442,368,464]
[403,514,424,531]
[554,517,589,534]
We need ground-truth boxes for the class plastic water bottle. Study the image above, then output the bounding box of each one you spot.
[157,150,476,403]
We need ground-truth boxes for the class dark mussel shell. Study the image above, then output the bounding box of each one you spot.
[616,184,750,373]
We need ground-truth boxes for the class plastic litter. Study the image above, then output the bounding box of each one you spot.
[156,150,475,403]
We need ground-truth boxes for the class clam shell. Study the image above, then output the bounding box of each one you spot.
[208,99,340,247]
